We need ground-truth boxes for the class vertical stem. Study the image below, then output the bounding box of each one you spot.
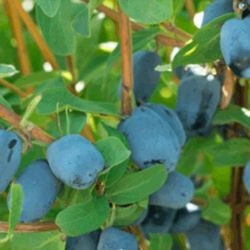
[230,81,249,250]
[184,0,195,19]
[4,0,31,75]
[13,0,59,70]
[118,7,133,116]
[66,56,77,84]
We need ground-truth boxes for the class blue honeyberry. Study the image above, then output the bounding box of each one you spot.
[0,129,22,193]
[170,207,201,233]
[66,231,100,250]
[202,0,233,27]
[220,17,250,78]
[97,227,138,250]
[119,107,181,172]
[243,160,250,195]
[186,219,223,250]
[7,159,61,222]
[176,74,221,137]
[118,51,162,105]
[140,205,176,236]
[149,171,194,209]
[47,134,105,189]
[143,103,186,146]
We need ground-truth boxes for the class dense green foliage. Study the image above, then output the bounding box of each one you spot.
[0,0,250,249]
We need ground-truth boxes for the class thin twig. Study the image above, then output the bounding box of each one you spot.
[230,81,249,250]
[0,104,54,143]
[84,0,186,48]
[220,67,235,109]
[0,221,59,233]
[66,56,77,84]
[13,0,59,70]
[4,0,31,75]
[0,79,27,98]
[184,0,195,18]
[81,125,96,143]
[118,7,133,115]
[161,22,192,41]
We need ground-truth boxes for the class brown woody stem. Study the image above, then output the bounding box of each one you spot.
[0,104,54,143]
[118,8,133,115]
[0,221,59,233]
[0,79,27,98]
[4,0,31,75]
[230,81,249,250]
[14,0,59,70]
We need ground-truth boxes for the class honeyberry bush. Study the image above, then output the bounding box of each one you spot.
[0,0,250,249]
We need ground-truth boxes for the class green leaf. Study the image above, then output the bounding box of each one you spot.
[0,64,19,78]
[36,0,75,55]
[113,200,147,226]
[118,0,173,24]
[212,167,231,197]
[103,160,129,188]
[173,13,235,67]
[55,196,110,236]
[149,233,173,250]
[8,231,65,250]
[96,137,131,168]
[106,165,167,205]
[36,77,119,116]
[36,0,61,17]
[202,197,231,225]
[213,105,250,131]
[206,138,250,167]
[72,3,90,37]
[177,137,212,176]
[15,71,63,88]
[8,183,23,236]
[0,94,11,109]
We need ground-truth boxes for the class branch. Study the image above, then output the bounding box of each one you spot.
[0,221,59,233]
[13,0,59,70]
[184,0,195,18]
[66,56,77,84]
[92,2,186,47]
[220,67,235,109]
[118,8,133,115]
[161,22,192,41]
[0,105,54,143]
[0,79,27,98]
[4,0,31,75]
[229,81,249,250]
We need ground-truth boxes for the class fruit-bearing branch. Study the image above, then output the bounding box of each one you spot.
[0,104,53,143]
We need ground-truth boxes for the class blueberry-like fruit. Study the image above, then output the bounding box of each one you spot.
[140,205,176,235]
[119,51,162,105]
[119,106,181,172]
[144,103,186,146]
[0,130,22,193]
[243,160,250,195]
[97,227,138,250]
[176,75,221,137]
[220,17,250,78]
[202,0,233,26]
[170,207,201,233]
[186,219,222,250]
[47,134,104,189]
[7,159,61,222]
[66,231,100,250]
[149,171,194,209]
